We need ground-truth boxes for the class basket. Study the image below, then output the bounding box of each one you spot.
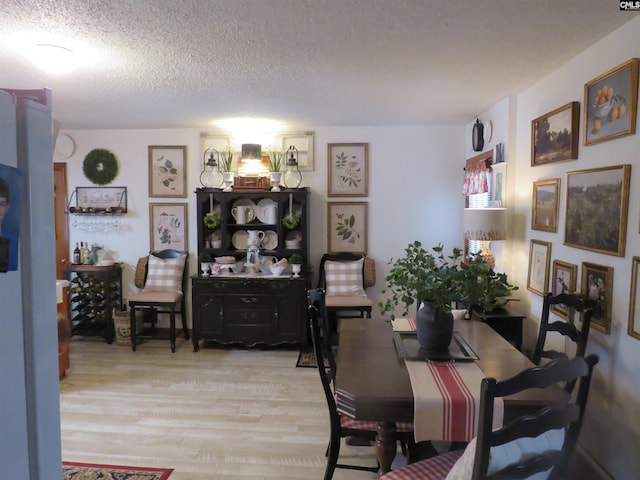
[113,307,142,346]
[233,175,270,190]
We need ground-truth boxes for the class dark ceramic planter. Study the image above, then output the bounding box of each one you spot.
[416,301,454,351]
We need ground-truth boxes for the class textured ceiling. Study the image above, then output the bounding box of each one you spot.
[0,0,637,130]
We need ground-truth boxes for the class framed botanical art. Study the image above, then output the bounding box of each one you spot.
[564,164,631,257]
[531,101,579,166]
[628,256,640,340]
[527,239,551,296]
[532,179,560,232]
[583,58,639,146]
[327,202,367,253]
[581,262,613,334]
[328,143,369,197]
[148,145,187,198]
[491,162,506,207]
[281,131,314,171]
[551,260,578,321]
[149,203,188,252]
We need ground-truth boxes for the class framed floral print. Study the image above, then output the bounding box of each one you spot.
[149,203,188,252]
[551,260,578,321]
[564,165,631,257]
[148,145,187,198]
[527,239,551,296]
[583,58,638,146]
[581,262,613,334]
[328,143,368,197]
[532,178,560,232]
[327,202,367,253]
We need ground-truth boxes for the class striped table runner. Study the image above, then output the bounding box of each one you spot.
[405,359,504,442]
[391,317,416,332]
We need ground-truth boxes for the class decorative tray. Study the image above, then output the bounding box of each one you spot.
[393,332,479,361]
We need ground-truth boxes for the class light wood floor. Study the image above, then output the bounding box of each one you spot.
[60,337,406,479]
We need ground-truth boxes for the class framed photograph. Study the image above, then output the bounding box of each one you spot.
[628,256,640,340]
[281,131,314,171]
[581,262,613,334]
[149,203,188,252]
[551,260,578,321]
[491,162,506,207]
[584,58,639,146]
[328,143,369,197]
[564,165,631,257]
[531,179,560,232]
[527,239,552,296]
[531,102,579,166]
[327,202,368,253]
[148,145,187,198]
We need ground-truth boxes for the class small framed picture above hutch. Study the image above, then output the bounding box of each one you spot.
[327,143,369,197]
[583,58,638,146]
[148,145,187,198]
[149,203,188,252]
[327,202,368,253]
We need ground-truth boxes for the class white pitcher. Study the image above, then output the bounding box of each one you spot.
[247,230,265,246]
[263,204,277,224]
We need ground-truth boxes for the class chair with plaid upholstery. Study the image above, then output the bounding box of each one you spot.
[308,288,414,480]
[318,252,375,331]
[378,354,599,480]
[129,249,189,353]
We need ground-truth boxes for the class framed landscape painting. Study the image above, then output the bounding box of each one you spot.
[149,203,188,252]
[327,202,367,253]
[531,102,579,166]
[551,260,578,321]
[564,165,631,257]
[584,58,639,146]
[532,179,560,232]
[527,240,551,296]
[328,143,368,197]
[581,262,613,334]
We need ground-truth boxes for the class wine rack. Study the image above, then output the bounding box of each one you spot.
[63,264,123,343]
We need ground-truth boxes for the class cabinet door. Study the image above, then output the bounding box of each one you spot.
[275,291,305,343]
[193,291,224,337]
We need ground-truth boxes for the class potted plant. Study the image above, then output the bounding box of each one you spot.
[289,253,303,277]
[203,212,221,230]
[268,148,284,192]
[379,241,516,351]
[198,251,213,276]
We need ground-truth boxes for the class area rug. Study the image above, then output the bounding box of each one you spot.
[296,349,331,368]
[62,461,173,479]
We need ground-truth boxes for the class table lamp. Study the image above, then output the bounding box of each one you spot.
[463,207,507,269]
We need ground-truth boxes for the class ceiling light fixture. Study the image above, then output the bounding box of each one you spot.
[30,44,77,74]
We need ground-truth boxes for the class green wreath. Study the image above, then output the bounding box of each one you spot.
[83,148,118,185]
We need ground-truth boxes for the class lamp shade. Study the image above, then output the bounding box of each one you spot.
[463,208,507,241]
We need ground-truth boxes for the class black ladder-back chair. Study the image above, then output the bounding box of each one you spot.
[532,293,594,392]
[307,288,414,480]
[129,249,189,353]
[379,354,599,480]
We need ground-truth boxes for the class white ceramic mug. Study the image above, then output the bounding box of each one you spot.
[232,206,251,224]
[263,205,277,224]
[247,230,265,246]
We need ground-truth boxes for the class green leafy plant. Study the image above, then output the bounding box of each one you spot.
[219,146,234,172]
[268,149,284,172]
[379,241,517,318]
[289,253,303,264]
[203,212,221,230]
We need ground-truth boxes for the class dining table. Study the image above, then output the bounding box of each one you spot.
[334,316,568,474]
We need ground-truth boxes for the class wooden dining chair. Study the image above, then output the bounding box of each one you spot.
[379,354,599,480]
[129,249,189,353]
[532,292,594,369]
[307,288,414,480]
[317,253,375,332]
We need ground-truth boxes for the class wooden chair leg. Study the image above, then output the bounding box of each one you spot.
[170,309,176,353]
[180,299,189,339]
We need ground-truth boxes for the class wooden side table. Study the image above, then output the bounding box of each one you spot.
[471,306,524,351]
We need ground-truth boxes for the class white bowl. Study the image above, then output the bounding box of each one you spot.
[592,97,614,119]
[286,240,301,249]
[270,265,286,276]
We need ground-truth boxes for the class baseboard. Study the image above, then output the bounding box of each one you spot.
[564,444,613,480]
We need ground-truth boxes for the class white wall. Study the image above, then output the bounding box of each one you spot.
[508,16,640,479]
[61,125,465,324]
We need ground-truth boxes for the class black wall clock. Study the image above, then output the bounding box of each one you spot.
[472,119,484,152]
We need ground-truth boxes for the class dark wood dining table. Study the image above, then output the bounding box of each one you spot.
[335,317,568,474]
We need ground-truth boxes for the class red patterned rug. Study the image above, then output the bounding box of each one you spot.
[63,462,173,479]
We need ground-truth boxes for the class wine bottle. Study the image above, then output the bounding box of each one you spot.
[73,242,80,264]
[82,242,91,265]
[79,242,85,264]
